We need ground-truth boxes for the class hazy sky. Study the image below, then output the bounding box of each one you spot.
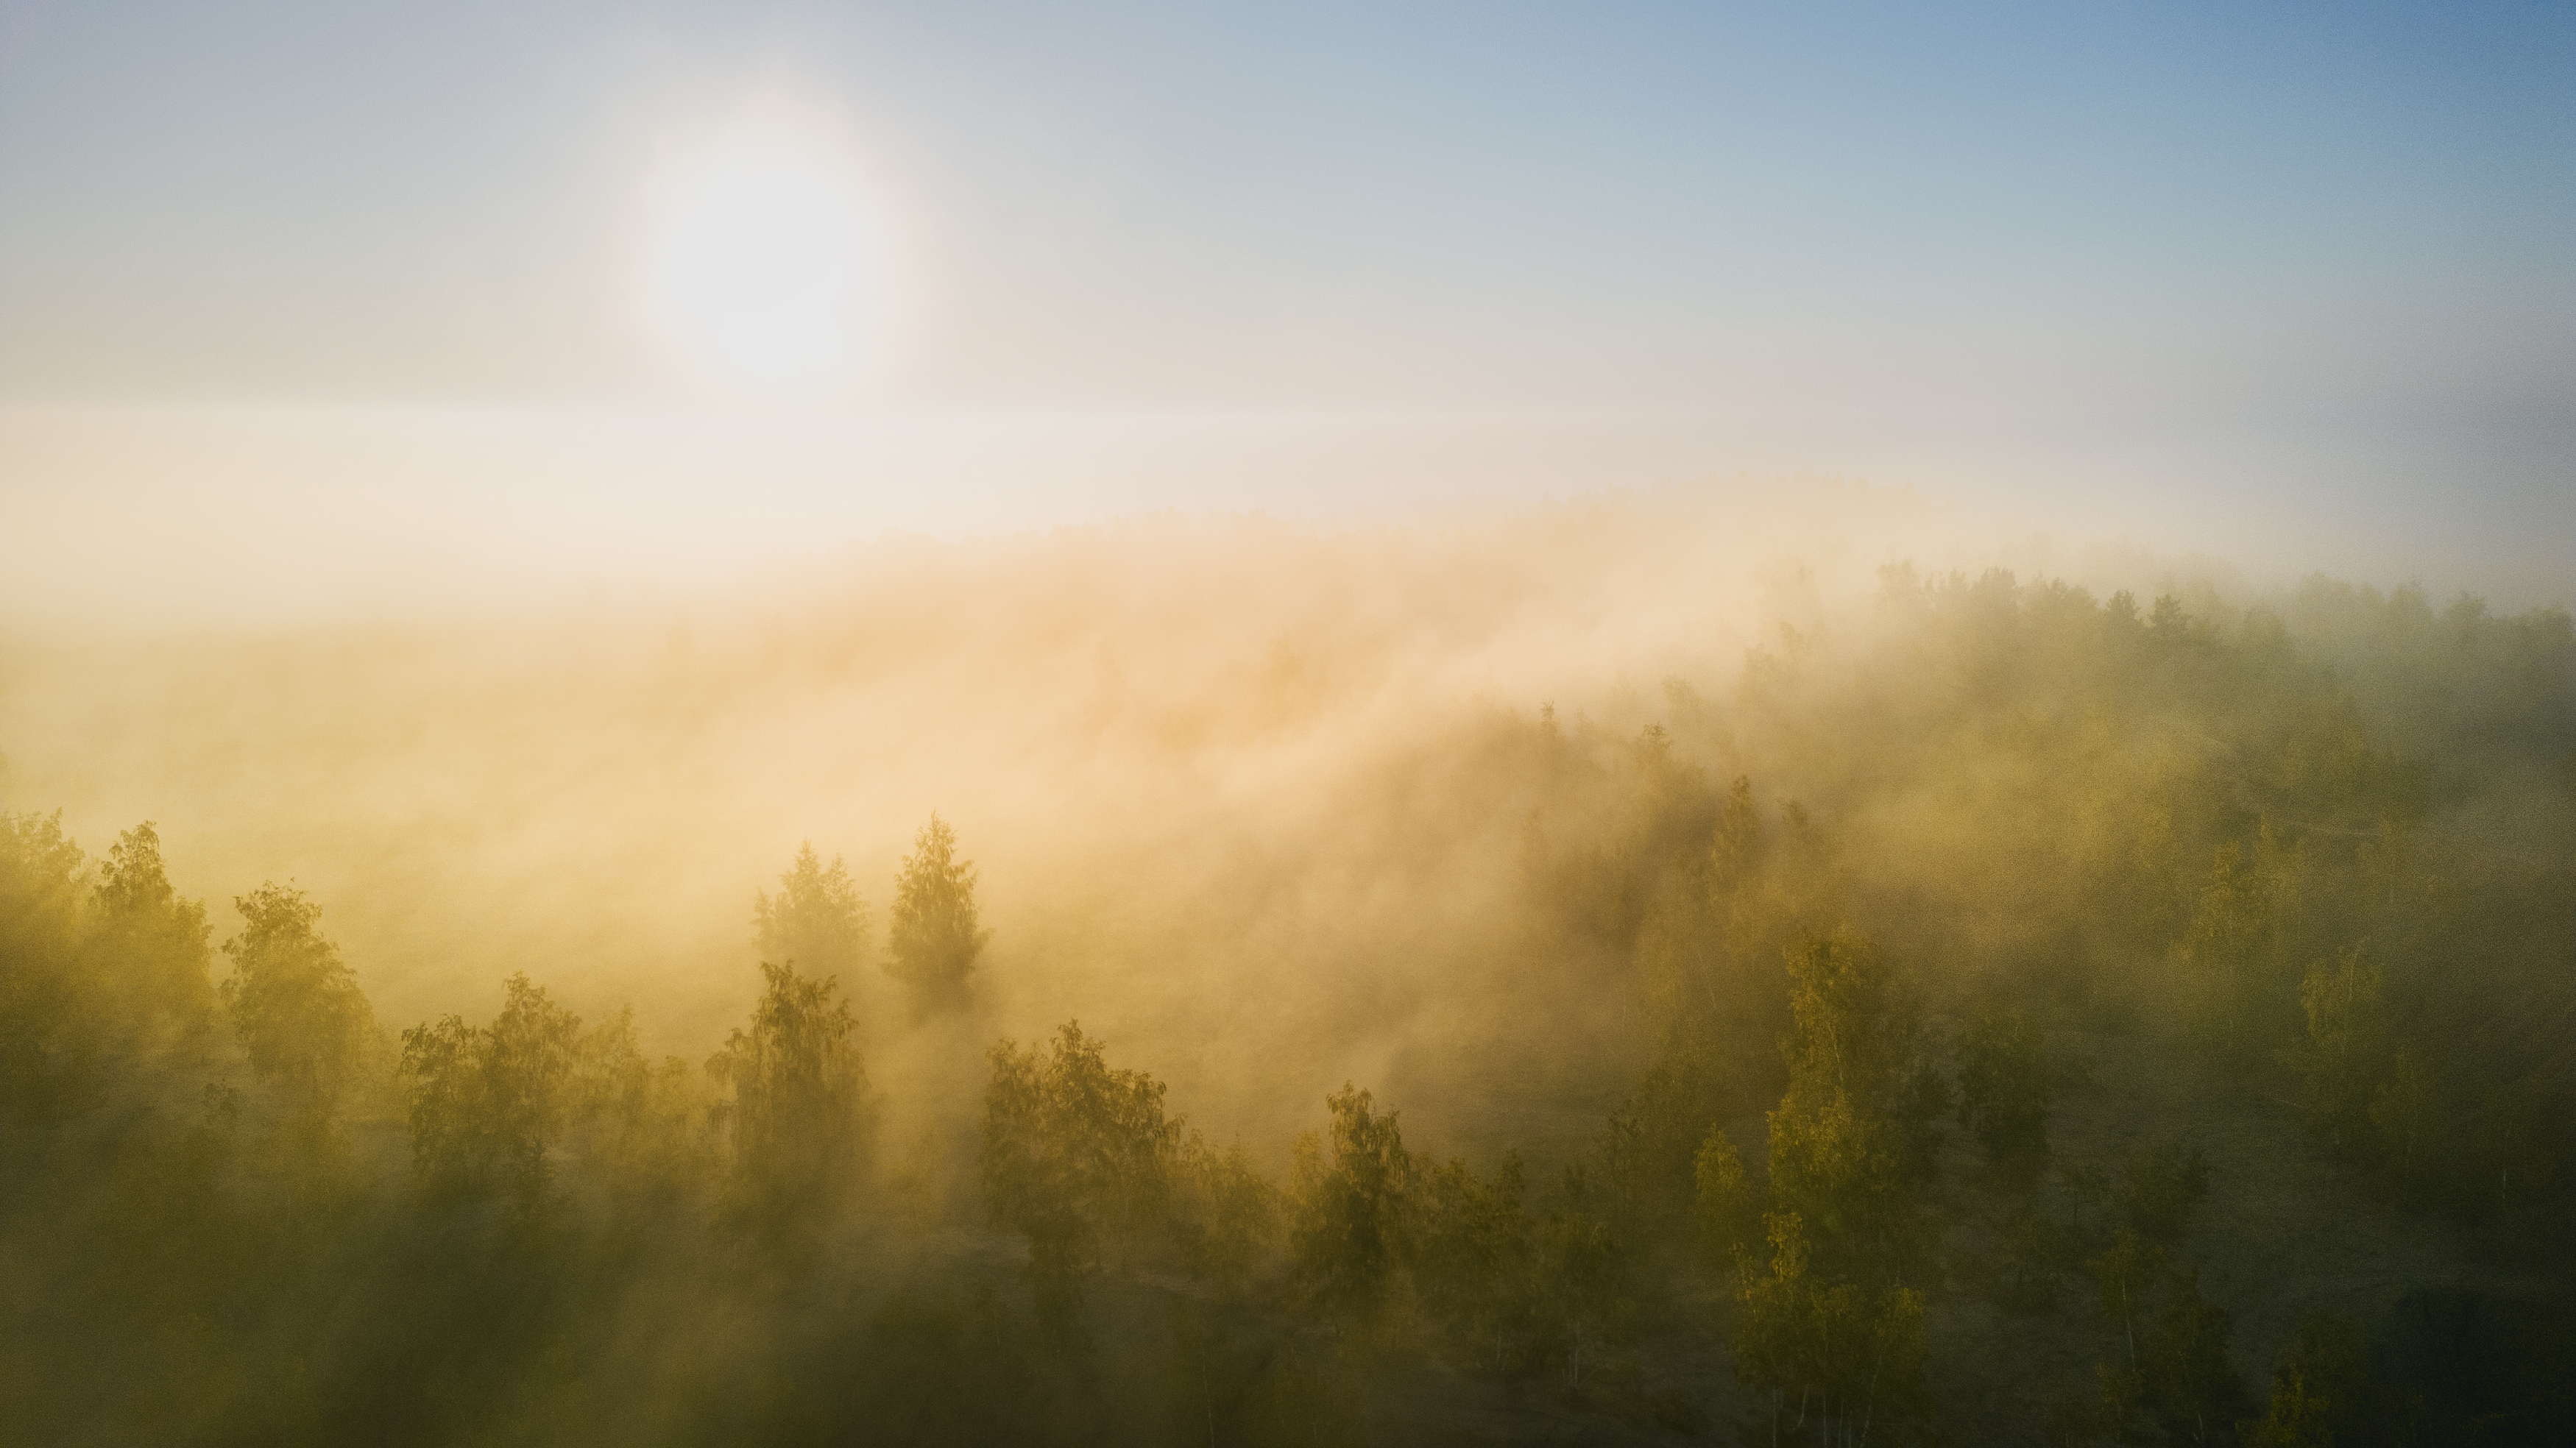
[2,2,2570,617]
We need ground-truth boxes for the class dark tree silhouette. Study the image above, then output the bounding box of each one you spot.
[886,814,988,1015]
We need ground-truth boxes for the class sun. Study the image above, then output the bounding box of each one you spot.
[643,132,886,396]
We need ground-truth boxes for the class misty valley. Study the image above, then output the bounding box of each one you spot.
[4,526,2572,1446]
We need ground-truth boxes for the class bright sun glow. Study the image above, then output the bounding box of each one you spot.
[644,135,885,395]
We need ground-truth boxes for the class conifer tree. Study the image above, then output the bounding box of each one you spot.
[887,814,989,1015]
[754,841,869,985]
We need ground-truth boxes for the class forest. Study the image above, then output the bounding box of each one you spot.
[4,534,2573,1446]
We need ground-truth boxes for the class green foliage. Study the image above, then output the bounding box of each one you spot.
[1780,930,1948,1161]
[2282,946,2393,1155]
[4,564,2572,1443]
[1412,1150,1534,1373]
[93,820,216,1035]
[2084,1235,2250,1444]
[1956,1001,2052,1179]
[2118,1135,2210,1245]
[752,840,870,985]
[1989,1202,2076,1313]
[1242,1338,1363,1447]
[568,1007,711,1200]
[1588,1039,1729,1243]
[709,959,868,1250]
[2178,823,2304,1061]
[1732,1211,1931,1444]
[2142,1266,2249,1445]
[219,881,378,1110]
[982,1021,1182,1340]
[2237,1369,2334,1448]
[1290,1084,1415,1325]
[1692,1124,1758,1269]
[2091,1226,2168,1367]
[1,810,100,1123]
[399,973,583,1212]
[1172,1132,1287,1297]
[1,815,221,1123]
[1732,927,1947,1433]
[1710,772,1766,888]
[887,813,989,1015]
[1767,929,1945,1282]
[1538,1164,1628,1390]
[853,1282,1049,1444]
[2238,1313,2369,1448]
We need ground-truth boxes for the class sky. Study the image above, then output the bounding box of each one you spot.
[2,1,2570,621]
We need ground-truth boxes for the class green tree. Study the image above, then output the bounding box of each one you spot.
[2142,1266,2248,1445]
[1172,1132,1287,1299]
[1,811,99,1124]
[2178,823,2302,1060]
[2239,1313,2369,1448]
[1,817,215,1123]
[1291,1083,1415,1326]
[2119,1135,2210,1245]
[569,1006,710,1200]
[1766,929,1944,1281]
[398,973,583,1212]
[1730,1212,1811,1435]
[1692,1124,1759,1270]
[1709,773,1766,890]
[1780,929,1947,1169]
[219,882,376,1112]
[1538,1164,1628,1391]
[2282,947,2392,1154]
[982,1021,1182,1342]
[93,820,215,1036]
[888,814,989,1015]
[1413,1151,1534,1374]
[1955,1002,2052,1179]
[709,959,868,1250]
[1731,1211,1929,1444]
[1992,1202,2073,1313]
[1242,1339,1362,1448]
[1588,1042,1727,1243]
[2090,1227,2166,1368]
[754,841,869,985]
[2239,1369,2333,1447]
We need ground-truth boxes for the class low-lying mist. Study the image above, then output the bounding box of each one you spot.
[4,485,2570,1444]
[1,486,1948,1149]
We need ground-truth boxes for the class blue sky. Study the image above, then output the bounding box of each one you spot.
[1,2,2569,611]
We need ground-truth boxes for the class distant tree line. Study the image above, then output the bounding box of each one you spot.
[3,569,2570,1444]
